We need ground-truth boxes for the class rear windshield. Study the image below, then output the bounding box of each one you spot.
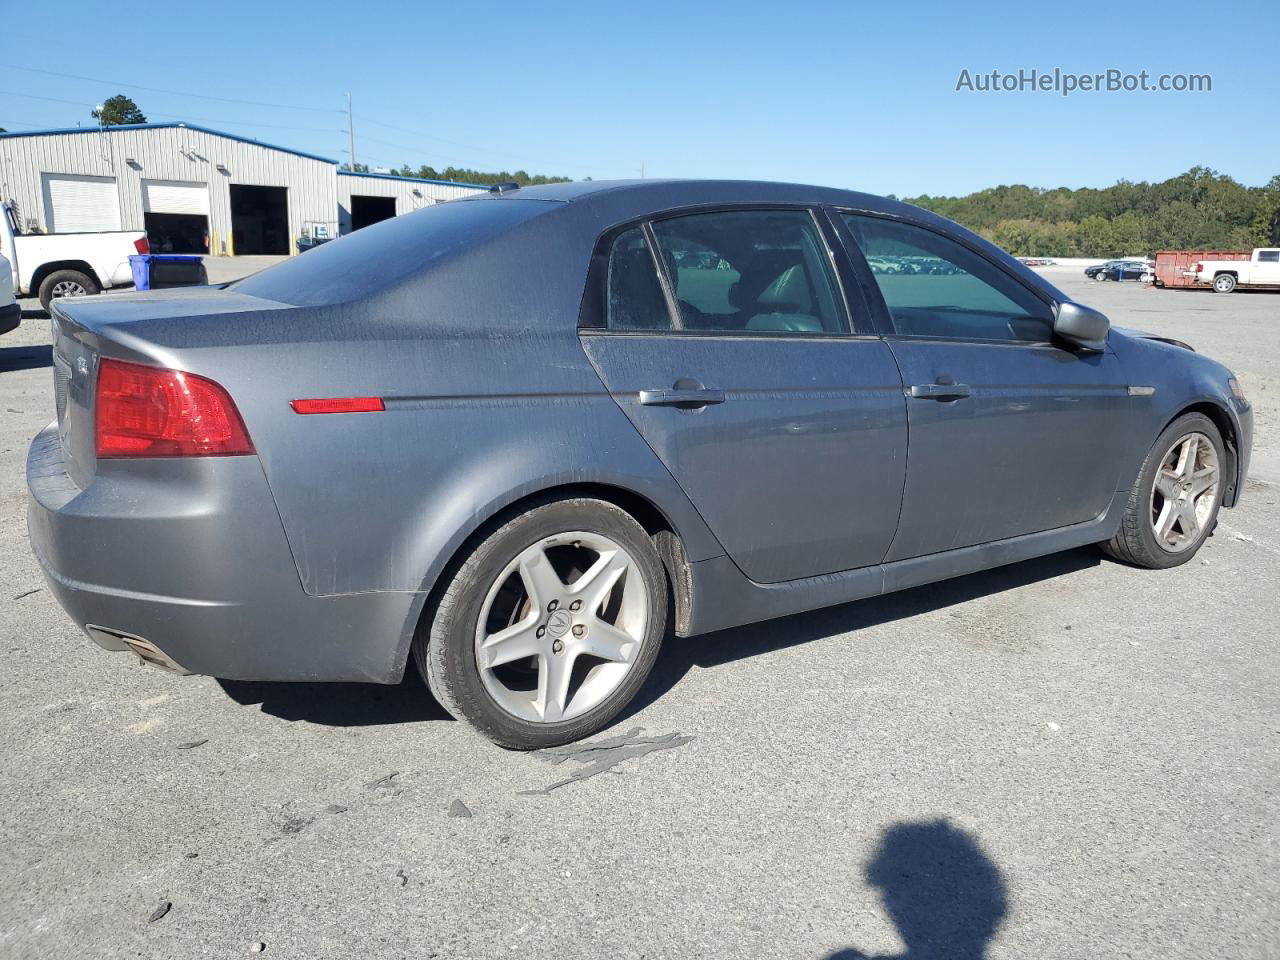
[232,198,556,306]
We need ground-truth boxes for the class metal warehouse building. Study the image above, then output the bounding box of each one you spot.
[0,122,486,256]
[337,170,485,234]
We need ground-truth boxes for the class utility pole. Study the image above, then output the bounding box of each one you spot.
[346,92,356,170]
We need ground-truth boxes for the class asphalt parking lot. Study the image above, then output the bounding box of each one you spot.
[1,267,1277,959]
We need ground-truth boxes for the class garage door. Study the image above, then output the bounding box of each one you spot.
[42,174,121,233]
[141,180,211,216]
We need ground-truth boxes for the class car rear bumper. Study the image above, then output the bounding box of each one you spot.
[0,301,19,336]
[26,423,415,682]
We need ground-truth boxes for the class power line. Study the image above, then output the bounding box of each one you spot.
[3,74,599,176]
[0,91,344,138]
[10,65,342,114]
[359,115,596,173]
[0,89,95,108]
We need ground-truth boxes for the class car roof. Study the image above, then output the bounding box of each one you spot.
[460,178,910,214]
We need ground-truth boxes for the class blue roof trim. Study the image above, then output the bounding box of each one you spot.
[337,169,487,190]
[0,122,337,164]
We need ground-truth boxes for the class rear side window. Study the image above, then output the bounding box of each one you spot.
[1259,250,1280,263]
[843,214,1053,342]
[232,198,554,306]
[607,227,673,330]
[605,209,846,334]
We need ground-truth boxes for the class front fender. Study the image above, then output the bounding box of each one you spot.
[1109,332,1251,506]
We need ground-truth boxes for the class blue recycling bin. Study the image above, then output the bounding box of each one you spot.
[128,254,208,291]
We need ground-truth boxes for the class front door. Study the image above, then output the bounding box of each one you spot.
[580,208,907,584]
[839,212,1132,562]
[1254,249,1280,285]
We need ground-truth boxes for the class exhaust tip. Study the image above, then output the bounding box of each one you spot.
[85,625,193,675]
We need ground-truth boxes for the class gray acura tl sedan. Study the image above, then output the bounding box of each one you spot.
[27,180,1252,748]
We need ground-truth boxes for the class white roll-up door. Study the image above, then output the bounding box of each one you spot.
[42,174,121,233]
[141,180,211,216]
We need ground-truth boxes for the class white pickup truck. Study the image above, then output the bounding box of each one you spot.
[1,251,18,336]
[1191,248,1280,293]
[1,200,148,313]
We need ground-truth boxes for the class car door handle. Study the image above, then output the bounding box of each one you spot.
[639,387,726,407]
[908,383,972,400]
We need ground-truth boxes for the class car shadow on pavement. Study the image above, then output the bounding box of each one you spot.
[0,344,52,373]
[622,546,1101,723]
[824,818,1008,960]
[217,667,453,727]
[215,547,1098,730]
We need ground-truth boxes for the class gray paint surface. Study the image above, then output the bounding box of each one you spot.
[24,179,1252,683]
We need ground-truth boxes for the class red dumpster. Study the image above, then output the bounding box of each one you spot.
[1154,250,1250,288]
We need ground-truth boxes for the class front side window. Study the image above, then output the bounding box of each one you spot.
[843,214,1053,342]
[1259,250,1280,263]
[604,209,846,334]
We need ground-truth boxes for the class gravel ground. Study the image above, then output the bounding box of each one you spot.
[0,267,1277,959]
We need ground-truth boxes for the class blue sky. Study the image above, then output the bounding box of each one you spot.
[2,0,1274,196]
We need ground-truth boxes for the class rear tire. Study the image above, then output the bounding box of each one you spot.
[38,269,99,314]
[1213,273,1237,294]
[414,497,668,749]
[1101,413,1225,569]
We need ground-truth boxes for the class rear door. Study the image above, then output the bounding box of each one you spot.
[580,207,907,584]
[837,211,1131,561]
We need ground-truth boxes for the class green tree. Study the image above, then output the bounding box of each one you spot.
[92,95,146,126]
[908,167,1272,257]
[1249,175,1280,246]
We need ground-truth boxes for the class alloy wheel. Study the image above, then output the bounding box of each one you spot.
[51,280,88,298]
[1149,432,1219,553]
[474,531,649,723]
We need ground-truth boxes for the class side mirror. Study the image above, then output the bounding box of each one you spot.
[1054,301,1110,351]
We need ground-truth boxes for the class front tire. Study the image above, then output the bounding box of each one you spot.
[415,498,668,749]
[1213,274,1237,294]
[1094,271,1107,282]
[38,269,99,314]
[1102,413,1225,569]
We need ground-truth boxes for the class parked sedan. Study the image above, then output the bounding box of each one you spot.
[1086,259,1152,282]
[28,181,1253,748]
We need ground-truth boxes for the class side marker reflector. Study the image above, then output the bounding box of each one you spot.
[291,397,385,415]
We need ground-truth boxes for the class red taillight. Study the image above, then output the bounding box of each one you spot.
[290,397,384,415]
[1195,262,1203,273]
[134,236,150,254]
[95,358,254,458]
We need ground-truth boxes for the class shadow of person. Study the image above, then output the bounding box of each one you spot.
[827,819,1007,960]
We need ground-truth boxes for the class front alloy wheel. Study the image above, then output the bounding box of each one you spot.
[1149,432,1219,553]
[416,498,667,749]
[1102,412,1225,568]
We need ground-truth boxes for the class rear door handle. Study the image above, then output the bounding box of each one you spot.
[639,387,726,407]
[908,383,972,400]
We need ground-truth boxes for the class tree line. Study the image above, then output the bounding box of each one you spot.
[341,162,571,187]
[905,167,1280,257]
